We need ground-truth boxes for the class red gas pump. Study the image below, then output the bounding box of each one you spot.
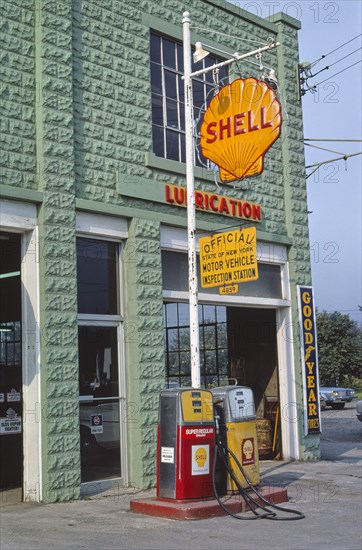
[156,388,215,500]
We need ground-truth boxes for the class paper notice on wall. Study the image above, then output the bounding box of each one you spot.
[0,416,22,435]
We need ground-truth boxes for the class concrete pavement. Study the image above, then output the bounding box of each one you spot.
[1,404,361,550]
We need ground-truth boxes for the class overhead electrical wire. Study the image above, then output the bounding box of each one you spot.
[306,151,362,168]
[300,34,362,95]
[304,139,362,143]
[305,143,347,156]
[309,33,362,68]
[311,46,362,77]
[305,151,362,179]
[314,59,362,87]
[303,140,362,181]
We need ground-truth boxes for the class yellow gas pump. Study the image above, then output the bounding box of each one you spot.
[212,386,260,491]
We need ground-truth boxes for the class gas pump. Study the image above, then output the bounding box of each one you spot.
[210,386,305,520]
[156,388,215,500]
[153,386,304,520]
[211,386,260,492]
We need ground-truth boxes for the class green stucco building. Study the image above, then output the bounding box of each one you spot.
[0,0,320,503]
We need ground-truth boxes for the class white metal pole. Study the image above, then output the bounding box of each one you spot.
[183,11,200,389]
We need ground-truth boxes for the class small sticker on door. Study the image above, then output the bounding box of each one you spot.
[7,388,21,402]
[91,414,103,434]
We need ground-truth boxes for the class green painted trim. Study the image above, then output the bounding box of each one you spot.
[266,12,302,30]
[142,9,276,51]
[76,197,184,225]
[145,152,216,183]
[34,1,44,191]
[0,271,21,279]
[75,198,291,246]
[198,1,277,32]
[142,13,183,41]
[118,171,165,202]
[0,185,43,204]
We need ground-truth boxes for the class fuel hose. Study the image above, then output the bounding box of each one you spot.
[212,423,305,521]
[212,434,276,520]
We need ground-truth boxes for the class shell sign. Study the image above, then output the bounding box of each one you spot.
[200,78,282,182]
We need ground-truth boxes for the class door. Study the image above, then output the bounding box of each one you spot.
[76,237,125,485]
[227,307,282,459]
[0,232,23,489]
[78,324,122,482]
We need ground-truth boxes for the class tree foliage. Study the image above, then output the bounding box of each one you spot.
[316,310,362,386]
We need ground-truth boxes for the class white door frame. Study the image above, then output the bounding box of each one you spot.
[76,212,129,493]
[160,225,300,460]
[0,199,42,501]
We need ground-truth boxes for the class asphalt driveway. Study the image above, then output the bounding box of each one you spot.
[1,403,361,550]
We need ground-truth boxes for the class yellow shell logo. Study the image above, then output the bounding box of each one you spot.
[200,78,282,182]
[243,439,254,460]
[194,447,207,468]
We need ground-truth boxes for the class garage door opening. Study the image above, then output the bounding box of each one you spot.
[164,302,282,460]
[227,307,282,460]
[0,232,23,494]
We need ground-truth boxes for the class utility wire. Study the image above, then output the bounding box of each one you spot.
[306,151,362,169]
[315,59,362,87]
[305,143,347,156]
[305,139,362,142]
[311,47,362,77]
[310,34,362,67]
[304,147,362,180]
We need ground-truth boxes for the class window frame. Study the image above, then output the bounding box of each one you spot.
[164,302,229,389]
[76,233,127,488]
[150,32,228,165]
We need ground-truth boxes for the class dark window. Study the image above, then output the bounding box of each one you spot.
[76,238,118,315]
[161,250,283,299]
[78,326,119,398]
[150,32,227,165]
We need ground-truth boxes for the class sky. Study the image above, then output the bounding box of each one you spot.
[229,0,362,324]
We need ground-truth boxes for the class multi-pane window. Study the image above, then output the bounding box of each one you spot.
[0,322,21,367]
[164,302,228,388]
[150,33,227,165]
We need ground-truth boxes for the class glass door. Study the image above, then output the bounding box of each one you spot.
[78,325,121,482]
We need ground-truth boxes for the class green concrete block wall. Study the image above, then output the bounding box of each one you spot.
[270,14,318,458]
[124,218,164,488]
[1,0,37,189]
[36,0,80,501]
[0,0,317,500]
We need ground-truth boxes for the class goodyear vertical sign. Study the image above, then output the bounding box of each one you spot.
[297,286,321,435]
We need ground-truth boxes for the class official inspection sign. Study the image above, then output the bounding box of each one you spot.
[200,227,258,288]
